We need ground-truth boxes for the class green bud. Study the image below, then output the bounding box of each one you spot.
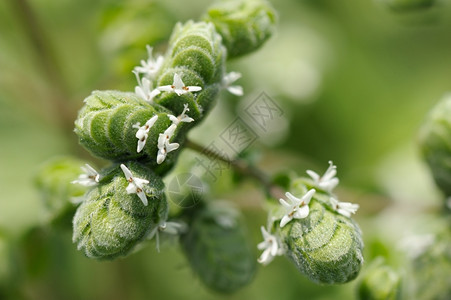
[34,157,87,227]
[74,90,189,174]
[73,162,168,260]
[167,21,225,84]
[357,258,401,300]
[419,94,451,197]
[277,180,364,284]
[203,0,277,59]
[155,21,226,116]
[180,203,256,293]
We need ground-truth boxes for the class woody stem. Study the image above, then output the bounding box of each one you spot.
[185,139,284,200]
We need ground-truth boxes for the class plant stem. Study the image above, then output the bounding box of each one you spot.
[185,139,284,200]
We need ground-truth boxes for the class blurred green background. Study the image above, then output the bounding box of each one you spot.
[1,0,451,299]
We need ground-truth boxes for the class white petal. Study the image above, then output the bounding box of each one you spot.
[149,89,161,100]
[257,248,272,265]
[187,86,202,92]
[166,142,180,153]
[146,45,154,57]
[257,241,268,250]
[174,88,186,96]
[137,139,146,153]
[120,164,133,180]
[163,221,187,235]
[157,133,167,149]
[285,192,302,206]
[180,116,194,123]
[141,78,152,93]
[280,215,292,228]
[279,198,292,210]
[306,170,320,182]
[319,178,339,192]
[168,114,178,124]
[341,202,359,214]
[71,177,97,187]
[137,190,148,206]
[164,124,177,138]
[83,164,98,176]
[157,85,174,92]
[155,55,164,68]
[145,115,159,127]
[135,129,147,139]
[173,73,185,90]
[337,208,351,218]
[135,86,147,101]
[227,85,243,96]
[157,151,166,164]
[330,197,339,208]
[323,161,337,181]
[301,189,316,205]
[134,177,150,188]
[294,205,310,219]
[224,71,242,84]
[126,183,137,194]
[260,226,270,239]
[269,239,278,256]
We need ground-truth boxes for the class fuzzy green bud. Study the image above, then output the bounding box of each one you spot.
[357,258,401,300]
[34,157,88,227]
[203,0,277,58]
[419,94,451,197]
[277,179,364,284]
[155,21,226,116]
[180,203,256,293]
[73,162,168,260]
[74,90,190,174]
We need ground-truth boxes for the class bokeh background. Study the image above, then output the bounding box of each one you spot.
[1,0,451,299]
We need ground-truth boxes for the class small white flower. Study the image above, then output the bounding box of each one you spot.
[120,164,150,206]
[279,189,316,228]
[156,124,179,164]
[257,226,284,266]
[148,220,187,252]
[222,71,243,96]
[157,73,202,96]
[167,103,195,125]
[133,115,158,153]
[306,161,339,193]
[330,197,359,218]
[133,70,161,103]
[71,164,100,186]
[133,45,164,79]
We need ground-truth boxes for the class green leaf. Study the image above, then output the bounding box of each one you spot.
[180,202,256,293]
